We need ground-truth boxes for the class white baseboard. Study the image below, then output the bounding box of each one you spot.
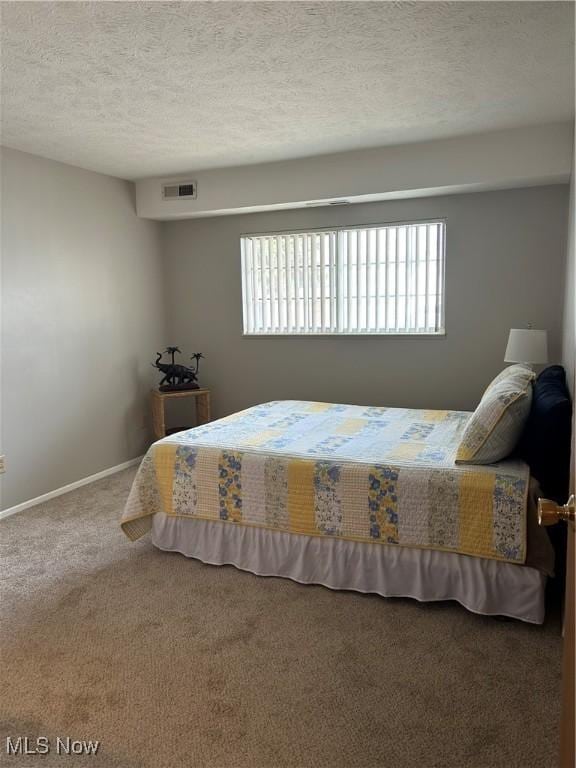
[0,456,143,521]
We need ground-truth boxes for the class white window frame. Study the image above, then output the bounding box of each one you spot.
[241,218,446,337]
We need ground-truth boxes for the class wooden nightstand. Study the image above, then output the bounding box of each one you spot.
[151,388,211,440]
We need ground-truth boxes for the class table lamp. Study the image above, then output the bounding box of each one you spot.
[504,327,548,369]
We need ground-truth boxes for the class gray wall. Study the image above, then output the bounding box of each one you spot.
[1,147,166,509]
[1,160,570,510]
[163,185,569,420]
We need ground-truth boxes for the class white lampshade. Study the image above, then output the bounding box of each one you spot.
[504,328,548,364]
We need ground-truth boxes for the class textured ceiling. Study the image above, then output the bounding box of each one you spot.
[1,1,574,180]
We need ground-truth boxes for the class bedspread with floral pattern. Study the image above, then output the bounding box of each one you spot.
[121,400,529,563]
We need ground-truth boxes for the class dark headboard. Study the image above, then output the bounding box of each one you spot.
[517,365,572,503]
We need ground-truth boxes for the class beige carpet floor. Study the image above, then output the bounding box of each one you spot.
[0,468,563,768]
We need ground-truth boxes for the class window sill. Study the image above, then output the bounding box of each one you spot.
[242,331,447,338]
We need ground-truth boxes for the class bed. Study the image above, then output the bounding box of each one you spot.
[121,399,555,624]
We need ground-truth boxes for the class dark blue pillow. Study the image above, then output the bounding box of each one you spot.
[517,365,572,502]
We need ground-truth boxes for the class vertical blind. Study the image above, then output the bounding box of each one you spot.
[241,220,445,335]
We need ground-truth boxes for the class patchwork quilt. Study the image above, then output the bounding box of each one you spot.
[121,400,530,564]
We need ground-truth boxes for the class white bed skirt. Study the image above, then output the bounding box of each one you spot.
[151,514,547,624]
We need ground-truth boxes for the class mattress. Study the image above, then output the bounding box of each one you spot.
[122,400,530,565]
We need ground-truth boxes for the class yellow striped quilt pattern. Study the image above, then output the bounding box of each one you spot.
[121,400,529,563]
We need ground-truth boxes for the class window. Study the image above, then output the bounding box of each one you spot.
[241,220,445,336]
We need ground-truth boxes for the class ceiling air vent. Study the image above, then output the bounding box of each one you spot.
[162,180,197,201]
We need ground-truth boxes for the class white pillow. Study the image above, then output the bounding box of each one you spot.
[456,366,535,464]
